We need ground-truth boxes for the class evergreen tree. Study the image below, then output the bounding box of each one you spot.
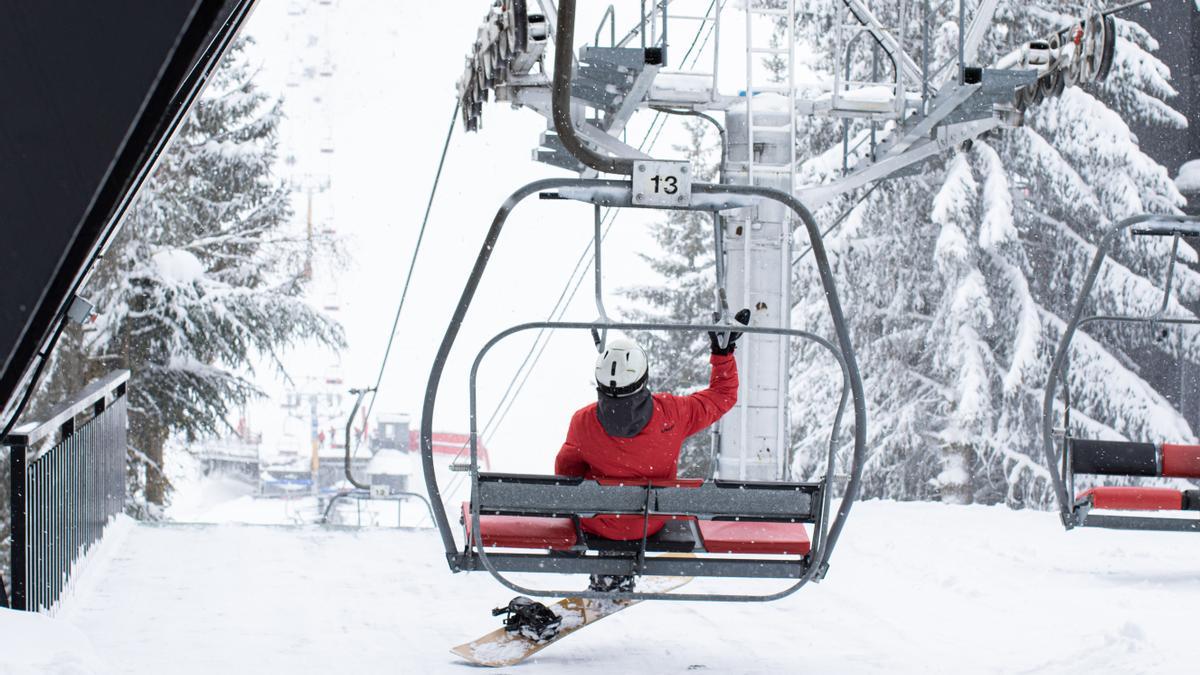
[622,119,721,476]
[39,40,345,516]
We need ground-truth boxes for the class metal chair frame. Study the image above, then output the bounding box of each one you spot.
[421,178,867,601]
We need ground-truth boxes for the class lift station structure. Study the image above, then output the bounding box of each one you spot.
[453,0,1119,482]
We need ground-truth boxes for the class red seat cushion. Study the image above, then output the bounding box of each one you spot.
[698,521,810,555]
[1077,486,1184,511]
[461,502,578,550]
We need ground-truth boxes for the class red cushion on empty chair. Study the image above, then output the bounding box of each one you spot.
[1161,444,1200,478]
[1077,487,1184,511]
[461,502,577,550]
[698,521,810,555]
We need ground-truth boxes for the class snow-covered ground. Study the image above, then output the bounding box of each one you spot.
[5,500,1196,674]
[0,609,103,675]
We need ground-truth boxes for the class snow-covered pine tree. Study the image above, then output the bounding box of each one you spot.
[39,40,345,515]
[784,1,1195,506]
[621,118,721,476]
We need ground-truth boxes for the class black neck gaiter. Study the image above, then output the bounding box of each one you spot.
[596,388,653,438]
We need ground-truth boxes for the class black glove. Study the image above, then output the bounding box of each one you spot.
[709,308,751,356]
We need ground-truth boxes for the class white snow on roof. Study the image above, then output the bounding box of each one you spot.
[366,447,413,475]
[376,412,410,424]
[745,91,791,113]
[649,71,713,95]
[1175,159,1200,193]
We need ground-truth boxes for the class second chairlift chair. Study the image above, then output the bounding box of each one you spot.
[1042,213,1200,532]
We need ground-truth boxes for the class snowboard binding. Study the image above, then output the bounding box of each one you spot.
[493,596,563,642]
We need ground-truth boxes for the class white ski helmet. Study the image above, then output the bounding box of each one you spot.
[594,337,649,397]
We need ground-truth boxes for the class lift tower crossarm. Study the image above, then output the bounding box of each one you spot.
[516,89,655,160]
[870,77,981,160]
[798,116,1002,210]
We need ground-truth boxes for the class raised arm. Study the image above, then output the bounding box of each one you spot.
[677,353,739,436]
[670,309,748,435]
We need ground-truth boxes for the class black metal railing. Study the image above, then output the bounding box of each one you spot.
[5,370,129,612]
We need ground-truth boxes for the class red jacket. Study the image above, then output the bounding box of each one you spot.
[554,353,739,540]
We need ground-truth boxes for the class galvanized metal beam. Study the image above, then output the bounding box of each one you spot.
[475,473,820,520]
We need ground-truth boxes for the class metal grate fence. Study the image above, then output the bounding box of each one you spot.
[5,370,129,612]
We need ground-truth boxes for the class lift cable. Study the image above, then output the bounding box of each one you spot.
[480,207,619,439]
[440,201,625,498]
[352,100,459,458]
[791,180,881,265]
[480,207,619,445]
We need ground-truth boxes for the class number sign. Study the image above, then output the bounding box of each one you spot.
[632,161,692,207]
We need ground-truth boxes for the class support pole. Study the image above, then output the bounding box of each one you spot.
[721,102,793,481]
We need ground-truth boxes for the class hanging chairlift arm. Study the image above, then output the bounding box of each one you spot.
[342,387,375,491]
[552,0,635,175]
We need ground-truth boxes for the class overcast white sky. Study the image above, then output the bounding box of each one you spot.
[232,1,763,473]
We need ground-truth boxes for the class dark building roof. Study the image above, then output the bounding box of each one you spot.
[1128,2,1200,177]
[0,1,256,418]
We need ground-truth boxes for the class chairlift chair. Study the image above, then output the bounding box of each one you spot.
[1042,214,1200,532]
[320,386,435,525]
[418,178,868,602]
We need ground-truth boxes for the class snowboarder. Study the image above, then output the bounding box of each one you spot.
[559,309,750,588]
[493,310,750,641]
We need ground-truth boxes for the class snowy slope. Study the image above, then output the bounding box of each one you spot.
[35,501,1200,674]
[0,609,102,675]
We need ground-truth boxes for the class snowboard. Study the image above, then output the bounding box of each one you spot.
[450,574,693,667]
